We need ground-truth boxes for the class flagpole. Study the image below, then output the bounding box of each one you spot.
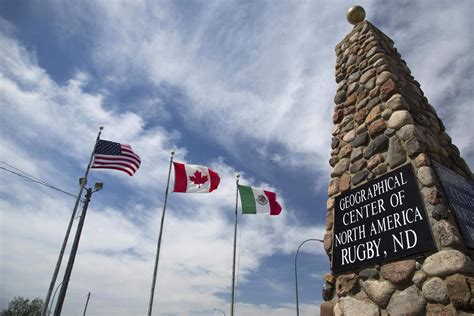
[41,126,103,316]
[231,174,239,316]
[148,151,174,316]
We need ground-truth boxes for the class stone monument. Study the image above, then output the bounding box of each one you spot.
[322,6,474,315]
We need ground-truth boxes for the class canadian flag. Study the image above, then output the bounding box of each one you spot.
[173,161,220,193]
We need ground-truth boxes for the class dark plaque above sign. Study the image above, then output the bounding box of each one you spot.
[432,161,474,249]
[332,163,436,274]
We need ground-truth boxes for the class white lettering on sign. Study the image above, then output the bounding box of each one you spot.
[335,224,366,246]
[342,199,386,225]
[449,187,474,207]
[333,164,436,273]
[437,167,474,194]
[467,225,474,239]
[341,238,381,265]
[392,229,418,252]
[369,206,423,235]
[452,204,474,223]
[432,160,474,250]
[338,171,407,211]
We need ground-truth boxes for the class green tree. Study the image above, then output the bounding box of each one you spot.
[1,297,43,316]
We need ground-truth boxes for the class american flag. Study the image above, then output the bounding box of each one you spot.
[91,140,141,176]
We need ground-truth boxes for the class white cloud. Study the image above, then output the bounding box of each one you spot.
[42,0,473,173]
[40,0,346,172]
[0,25,324,314]
[0,170,324,314]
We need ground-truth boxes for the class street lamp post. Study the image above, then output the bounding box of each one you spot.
[214,308,226,316]
[295,238,323,316]
[53,180,103,316]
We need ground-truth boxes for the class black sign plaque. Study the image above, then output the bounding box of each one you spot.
[332,164,436,274]
[432,161,474,249]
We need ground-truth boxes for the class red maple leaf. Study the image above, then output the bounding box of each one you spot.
[189,170,208,188]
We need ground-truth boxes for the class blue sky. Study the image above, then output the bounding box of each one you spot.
[0,1,473,315]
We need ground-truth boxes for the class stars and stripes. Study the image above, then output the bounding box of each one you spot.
[91,140,141,176]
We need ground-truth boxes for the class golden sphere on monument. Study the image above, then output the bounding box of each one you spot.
[347,5,366,25]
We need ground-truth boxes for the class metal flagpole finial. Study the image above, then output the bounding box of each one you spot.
[236,173,240,179]
[99,126,104,131]
[170,150,175,156]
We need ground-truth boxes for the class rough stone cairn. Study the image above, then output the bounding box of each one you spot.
[322,20,474,315]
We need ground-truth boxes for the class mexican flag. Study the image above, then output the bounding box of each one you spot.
[238,185,282,215]
[173,161,220,193]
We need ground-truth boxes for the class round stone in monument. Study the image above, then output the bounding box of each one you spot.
[362,279,395,308]
[386,286,426,315]
[422,277,448,304]
[338,297,379,316]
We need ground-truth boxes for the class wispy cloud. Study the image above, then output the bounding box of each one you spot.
[0,24,324,313]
